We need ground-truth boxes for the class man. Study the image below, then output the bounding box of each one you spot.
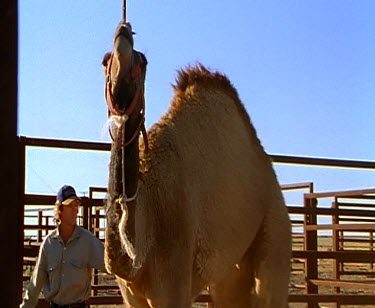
[20,185,107,308]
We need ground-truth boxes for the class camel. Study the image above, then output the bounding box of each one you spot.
[102,22,291,308]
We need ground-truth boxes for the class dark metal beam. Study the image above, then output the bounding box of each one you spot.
[19,136,111,151]
[0,0,22,306]
[271,154,375,170]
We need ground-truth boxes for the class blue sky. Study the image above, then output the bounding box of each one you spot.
[18,1,375,197]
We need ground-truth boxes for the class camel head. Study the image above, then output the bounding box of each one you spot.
[102,22,147,143]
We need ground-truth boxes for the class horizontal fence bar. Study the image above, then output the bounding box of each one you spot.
[309,279,375,290]
[19,136,375,170]
[280,182,313,191]
[305,188,375,199]
[305,223,375,231]
[18,136,110,151]
[287,206,375,217]
[292,250,375,262]
[271,154,375,170]
[23,225,55,231]
[288,294,375,304]
[24,195,105,208]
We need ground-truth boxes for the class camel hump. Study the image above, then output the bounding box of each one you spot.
[171,64,255,137]
[173,64,240,101]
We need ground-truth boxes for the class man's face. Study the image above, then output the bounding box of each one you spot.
[60,200,79,226]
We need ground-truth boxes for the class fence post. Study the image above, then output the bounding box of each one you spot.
[81,197,89,230]
[304,194,319,308]
[371,231,374,270]
[45,214,50,238]
[38,210,43,242]
[332,198,340,308]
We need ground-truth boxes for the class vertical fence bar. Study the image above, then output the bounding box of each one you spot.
[304,194,319,308]
[93,207,99,296]
[332,198,340,308]
[18,138,27,304]
[371,231,374,270]
[18,138,26,305]
[38,211,43,242]
[82,197,89,230]
[45,214,49,238]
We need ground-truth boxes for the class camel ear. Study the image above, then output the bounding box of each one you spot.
[102,52,111,67]
[102,52,111,76]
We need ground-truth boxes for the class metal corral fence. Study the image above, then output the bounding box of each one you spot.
[19,136,375,307]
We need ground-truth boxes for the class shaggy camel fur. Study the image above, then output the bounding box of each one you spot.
[104,61,291,307]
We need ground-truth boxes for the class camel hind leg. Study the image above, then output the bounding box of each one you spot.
[210,205,291,308]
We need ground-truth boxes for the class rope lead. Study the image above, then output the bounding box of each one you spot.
[123,0,127,22]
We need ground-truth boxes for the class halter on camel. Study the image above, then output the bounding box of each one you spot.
[105,48,148,148]
[104,22,148,207]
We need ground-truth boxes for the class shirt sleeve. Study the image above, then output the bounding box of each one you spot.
[20,244,48,308]
[88,235,107,273]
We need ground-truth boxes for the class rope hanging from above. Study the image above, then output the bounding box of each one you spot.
[122,0,127,22]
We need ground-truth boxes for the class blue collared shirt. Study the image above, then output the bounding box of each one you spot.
[21,225,106,307]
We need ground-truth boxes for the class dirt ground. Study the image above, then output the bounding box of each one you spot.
[91,237,375,307]
[24,236,375,307]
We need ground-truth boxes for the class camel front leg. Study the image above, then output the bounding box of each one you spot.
[209,251,256,308]
[145,252,193,308]
[117,278,151,308]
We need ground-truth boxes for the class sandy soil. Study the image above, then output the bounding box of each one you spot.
[24,236,375,307]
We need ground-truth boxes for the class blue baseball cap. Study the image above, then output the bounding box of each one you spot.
[57,185,80,205]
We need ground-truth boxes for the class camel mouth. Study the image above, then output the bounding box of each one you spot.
[114,22,135,47]
[104,48,148,147]
[113,77,135,112]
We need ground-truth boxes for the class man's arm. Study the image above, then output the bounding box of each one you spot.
[89,235,107,273]
[20,246,48,308]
